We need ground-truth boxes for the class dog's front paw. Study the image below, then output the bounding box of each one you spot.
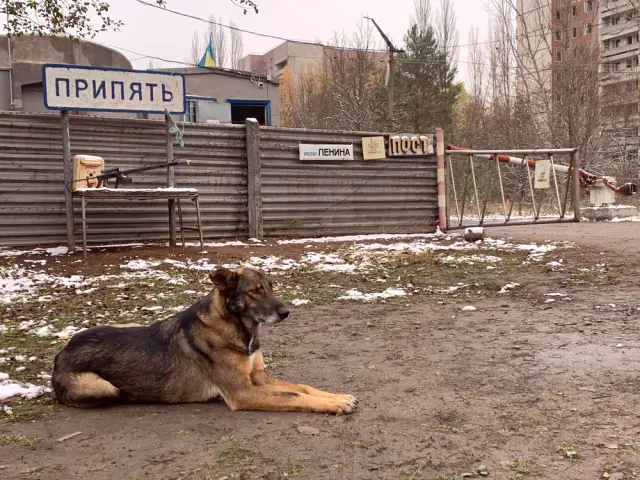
[331,394,358,415]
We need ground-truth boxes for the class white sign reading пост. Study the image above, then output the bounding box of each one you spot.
[42,64,186,114]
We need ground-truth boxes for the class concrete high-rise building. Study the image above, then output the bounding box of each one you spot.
[599,0,640,160]
[517,0,640,161]
[240,41,388,83]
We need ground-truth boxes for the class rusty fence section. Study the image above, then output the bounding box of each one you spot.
[445,148,581,230]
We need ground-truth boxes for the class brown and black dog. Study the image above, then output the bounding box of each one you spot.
[51,266,357,414]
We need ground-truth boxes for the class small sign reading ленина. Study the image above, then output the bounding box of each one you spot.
[299,144,354,161]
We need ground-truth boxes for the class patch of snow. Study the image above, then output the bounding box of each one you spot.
[546,260,564,267]
[46,246,68,256]
[24,259,47,266]
[0,381,50,401]
[440,254,502,264]
[14,366,25,372]
[499,283,520,294]
[76,288,97,295]
[338,288,406,302]
[278,233,442,245]
[121,259,161,270]
[0,325,7,334]
[2,405,12,415]
[0,373,8,381]
[461,305,477,311]
[183,290,197,295]
[441,283,469,294]
[545,292,567,297]
[291,299,310,306]
[142,306,163,312]
[53,326,86,339]
[31,325,55,337]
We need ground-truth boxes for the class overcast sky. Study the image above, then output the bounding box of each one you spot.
[93,0,491,84]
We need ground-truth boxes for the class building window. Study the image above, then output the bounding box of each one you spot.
[555,30,562,41]
[556,9,561,20]
[556,51,562,62]
[585,23,592,34]
[584,1,593,12]
[629,36,634,45]
[627,59,633,69]
[572,5,577,16]
[185,100,198,123]
[573,27,577,38]
[615,39,621,48]
[604,40,610,50]
[613,17,620,25]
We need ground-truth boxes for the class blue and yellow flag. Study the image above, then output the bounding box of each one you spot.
[198,34,217,68]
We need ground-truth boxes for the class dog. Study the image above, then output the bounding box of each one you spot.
[51,266,357,414]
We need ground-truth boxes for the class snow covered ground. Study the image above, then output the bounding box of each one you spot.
[0,231,577,412]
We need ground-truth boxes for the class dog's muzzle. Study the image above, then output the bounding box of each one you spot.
[263,307,290,324]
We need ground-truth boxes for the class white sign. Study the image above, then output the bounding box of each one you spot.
[388,134,435,156]
[534,159,551,189]
[42,64,186,114]
[299,144,354,161]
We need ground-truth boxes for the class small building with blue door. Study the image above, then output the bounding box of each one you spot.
[155,67,280,126]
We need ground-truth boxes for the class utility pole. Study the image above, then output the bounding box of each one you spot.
[365,16,404,123]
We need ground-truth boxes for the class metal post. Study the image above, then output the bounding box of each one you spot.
[194,196,204,251]
[571,150,581,222]
[246,118,263,239]
[387,51,395,121]
[61,110,75,252]
[6,13,13,109]
[436,128,447,232]
[81,196,87,260]
[165,113,176,247]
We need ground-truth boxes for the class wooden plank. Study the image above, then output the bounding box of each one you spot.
[246,118,263,239]
[165,113,176,246]
[61,110,75,252]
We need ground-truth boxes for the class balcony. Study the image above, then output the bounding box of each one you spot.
[601,18,639,41]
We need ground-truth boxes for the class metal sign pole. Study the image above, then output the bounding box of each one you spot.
[61,110,75,252]
[165,113,176,247]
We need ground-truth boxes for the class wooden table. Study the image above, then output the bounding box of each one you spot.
[73,187,205,256]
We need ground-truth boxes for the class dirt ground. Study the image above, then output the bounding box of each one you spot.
[2,225,640,480]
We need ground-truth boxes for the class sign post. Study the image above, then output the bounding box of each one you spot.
[42,64,186,251]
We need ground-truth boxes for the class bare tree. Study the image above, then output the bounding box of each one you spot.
[411,0,432,31]
[280,20,387,131]
[230,21,244,70]
[435,0,459,65]
[189,31,201,65]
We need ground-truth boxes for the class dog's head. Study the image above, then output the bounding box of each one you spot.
[209,266,290,325]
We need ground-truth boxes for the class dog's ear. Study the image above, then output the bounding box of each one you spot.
[209,267,238,292]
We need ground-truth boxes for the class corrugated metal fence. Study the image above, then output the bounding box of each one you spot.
[0,112,437,246]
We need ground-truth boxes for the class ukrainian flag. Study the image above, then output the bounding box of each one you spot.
[198,34,217,68]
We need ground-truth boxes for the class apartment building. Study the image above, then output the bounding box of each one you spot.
[240,40,388,83]
[517,0,640,161]
[599,0,640,158]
